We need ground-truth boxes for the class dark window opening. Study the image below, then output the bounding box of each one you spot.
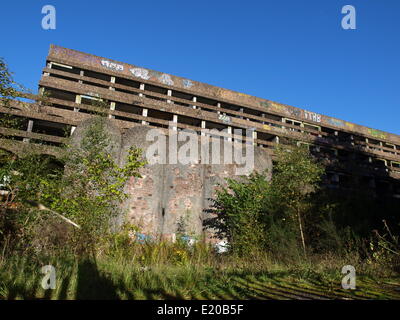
[197,96,218,107]
[31,120,69,137]
[45,88,76,102]
[83,69,110,82]
[145,84,167,95]
[147,109,174,121]
[115,77,141,88]
[220,102,241,112]
[178,115,201,127]
[171,90,193,101]
[115,103,142,115]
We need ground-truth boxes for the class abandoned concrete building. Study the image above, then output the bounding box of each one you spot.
[1,45,400,239]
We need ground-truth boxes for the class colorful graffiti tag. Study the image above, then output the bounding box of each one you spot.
[263,124,271,131]
[327,118,345,128]
[368,128,387,140]
[345,122,355,130]
[260,101,303,118]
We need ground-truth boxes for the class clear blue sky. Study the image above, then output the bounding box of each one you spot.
[1,0,399,134]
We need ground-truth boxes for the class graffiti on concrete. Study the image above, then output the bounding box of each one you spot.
[345,122,355,130]
[182,79,194,89]
[304,110,321,123]
[130,68,151,80]
[101,60,124,72]
[290,108,301,118]
[218,114,231,123]
[238,92,250,98]
[260,101,301,118]
[159,74,174,86]
[260,101,285,113]
[368,128,387,140]
[327,118,345,128]
[135,232,153,244]
[263,124,271,131]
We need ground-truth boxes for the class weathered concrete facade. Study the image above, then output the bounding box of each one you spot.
[70,119,272,239]
[1,44,400,237]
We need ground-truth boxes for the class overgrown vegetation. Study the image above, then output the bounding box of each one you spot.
[1,58,400,300]
[0,118,146,257]
[205,143,400,277]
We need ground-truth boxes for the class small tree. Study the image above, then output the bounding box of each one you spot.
[204,172,270,255]
[0,117,146,256]
[268,143,324,254]
[206,143,324,258]
[40,117,146,255]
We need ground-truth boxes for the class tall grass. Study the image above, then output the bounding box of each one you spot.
[1,238,399,300]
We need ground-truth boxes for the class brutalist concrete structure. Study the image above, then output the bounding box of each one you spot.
[1,45,400,238]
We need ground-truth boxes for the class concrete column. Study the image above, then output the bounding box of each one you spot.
[79,70,84,84]
[109,101,116,119]
[192,96,197,109]
[23,120,34,143]
[142,108,148,125]
[167,89,172,103]
[239,108,244,119]
[275,136,280,144]
[227,126,232,142]
[172,114,178,131]
[217,102,221,115]
[74,95,81,112]
[109,76,115,90]
[139,83,145,97]
[201,120,206,136]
